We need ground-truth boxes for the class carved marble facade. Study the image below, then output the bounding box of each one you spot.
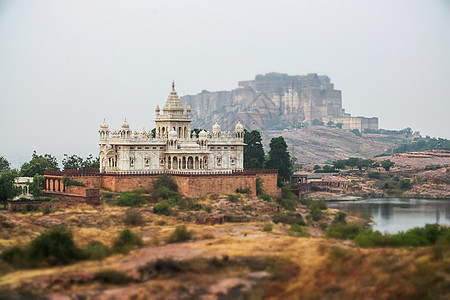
[98,82,245,173]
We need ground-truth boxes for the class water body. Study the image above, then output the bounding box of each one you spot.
[327,198,450,234]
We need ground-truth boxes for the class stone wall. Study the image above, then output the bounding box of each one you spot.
[67,171,281,198]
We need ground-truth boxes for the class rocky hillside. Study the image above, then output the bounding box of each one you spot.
[181,72,347,131]
[262,127,400,164]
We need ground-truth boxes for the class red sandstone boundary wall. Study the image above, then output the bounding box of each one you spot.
[50,170,282,198]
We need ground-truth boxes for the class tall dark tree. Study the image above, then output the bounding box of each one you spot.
[0,170,19,207]
[265,136,291,186]
[20,152,59,177]
[0,156,10,172]
[244,130,265,169]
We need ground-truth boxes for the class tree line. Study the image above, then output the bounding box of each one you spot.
[0,152,99,207]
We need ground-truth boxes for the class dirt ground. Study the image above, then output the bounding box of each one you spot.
[1,201,449,299]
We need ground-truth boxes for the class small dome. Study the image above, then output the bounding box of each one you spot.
[212,121,221,133]
[155,104,160,112]
[121,118,130,129]
[199,130,207,139]
[168,129,178,139]
[235,121,244,132]
[186,105,191,112]
[100,118,109,129]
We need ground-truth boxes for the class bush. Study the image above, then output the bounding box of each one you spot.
[326,223,363,240]
[368,172,380,179]
[272,212,305,226]
[153,200,172,216]
[290,225,309,237]
[259,193,271,201]
[103,192,114,199]
[0,246,27,268]
[227,194,240,203]
[83,241,111,260]
[276,186,297,210]
[355,224,450,248]
[94,269,131,284]
[62,176,85,187]
[116,191,145,206]
[204,205,212,213]
[113,229,143,254]
[123,208,144,226]
[263,223,273,232]
[397,178,412,190]
[333,211,347,224]
[236,187,252,194]
[167,225,193,243]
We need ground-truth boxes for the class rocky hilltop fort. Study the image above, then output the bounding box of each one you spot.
[181,72,378,132]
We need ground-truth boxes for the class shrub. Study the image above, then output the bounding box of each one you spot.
[103,192,114,199]
[62,176,85,187]
[0,246,27,268]
[167,225,193,243]
[397,178,412,190]
[259,193,271,201]
[42,206,51,215]
[94,269,131,284]
[368,172,381,179]
[326,223,363,240]
[236,187,252,194]
[83,241,111,260]
[309,207,323,221]
[333,211,347,224]
[153,200,172,216]
[28,226,82,265]
[263,223,273,232]
[113,229,143,254]
[204,205,212,213]
[355,224,450,248]
[227,194,240,203]
[116,191,145,206]
[272,212,305,226]
[123,208,144,226]
[256,178,264,196]
[290,225,309,237]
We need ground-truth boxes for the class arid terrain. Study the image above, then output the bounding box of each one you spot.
[1,191,449,299]
[262,127,403,164]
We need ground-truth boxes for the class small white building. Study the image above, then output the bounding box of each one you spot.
[14,177,33,199]
[98,82,245,173]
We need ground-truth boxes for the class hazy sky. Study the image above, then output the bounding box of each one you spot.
[1,0,449,168]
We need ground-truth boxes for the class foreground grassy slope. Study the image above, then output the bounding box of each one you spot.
[0,199,449,299]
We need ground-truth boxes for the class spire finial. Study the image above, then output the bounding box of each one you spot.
[172,80,175,91]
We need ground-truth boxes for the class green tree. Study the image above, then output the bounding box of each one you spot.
[62,154,99,170]
[312,119,320,126]
[357,159,375,171]
[0,170,19,206]
[265,136,292,186]
[29,174,45,197]
[20,152,59,177]
[244,130,265,169]
[350,129,362,137]
[0,156,10,172]
[333,160,346,170]
[346,157,362,170]
[381,159,395,171]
